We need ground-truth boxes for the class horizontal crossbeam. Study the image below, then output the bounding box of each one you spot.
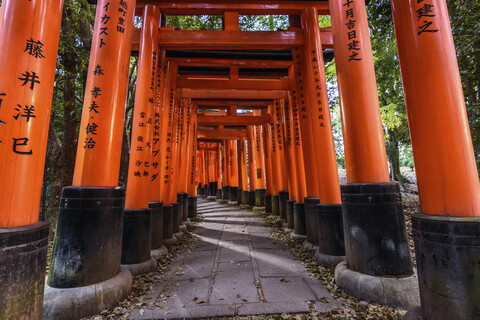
[181,89,287,99]
[131,29,333,51]
[177,77,290,90]
[133,1,330,15]
[197,115,271,126]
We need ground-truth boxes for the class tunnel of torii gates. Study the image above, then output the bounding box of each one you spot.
[0,0,479,319]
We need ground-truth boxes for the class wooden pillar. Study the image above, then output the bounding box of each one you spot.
[125,5,160,209]
[159,62,178,205]
[329,1,389,183]
[45,0,138,318]
[0,0,63,227]
[186,106,198,197]
[301,6,341,204]
[272,100,288,192]
[290,90,308,201]
[391,2,480,318]
[238,139,248,192]
[291,51,320,199]
[148,49,166,203]
[262,118,274,196]
[178,98,192,193]
[253,111,266,189]
[0,0,63,318]
[229,139,239,188]
[247,126,257,192]
[283,95,300,202]
[73,0,136,187]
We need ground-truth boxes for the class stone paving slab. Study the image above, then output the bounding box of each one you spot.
[129,197,337,319]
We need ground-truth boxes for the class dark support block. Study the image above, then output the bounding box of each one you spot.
[279,190,289,221]
[241,190,250,205]
[248,191,256,207]
[197,184,203,195]
[255,189,267,207]
[176,194,184,224]
[181,193,188,222]
[293,202,306,235]
[341,183,412,276]
[237,188,243,203]
[304,197,320,246]
[216,189,222,199]
[43,187,132,320]
[0,222,49,320]
[188,197,197,219]
[222,186,231,200]
[149,202,164,250]
[48,187,125,288]
[172,202,180,234]
[230,186,239,202]
[317,204,345,256]
[121,209,152,265]
[265,194,272,214]
[162,205,175,245]
[209,182,216,196]
[271,195,280,216]
[287,200,295,229]
[412,214,480,320]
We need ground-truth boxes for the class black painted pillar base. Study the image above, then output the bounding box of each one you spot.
[412,214,480,320]
[304,197,320,247]
[0,222,49,320]
[216,188,222,199]
[197,184,203,196]
[248,191,256,207]
[176,194,185,225]
[241,190,250,205]
[172,202,180,235]
[341,183,412,276]
[149,202,164,250]
[286,200,295,229]
[121,209,157,276]
[222,186,231,200]
[316,204,345,257]
[271,195,280,216]
[181,193,189,223]
[292,202,307,239]
[279,191,289,221]
[237,188,243,204]
[265,194,272,214]
[44,187,131,319]
[255,189,267,207]
[188,197,197,219]
[229,186,239,202]
[162,205,176,246]
[209,182,215,196]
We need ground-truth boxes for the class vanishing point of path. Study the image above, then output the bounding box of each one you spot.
[129,197,340,319]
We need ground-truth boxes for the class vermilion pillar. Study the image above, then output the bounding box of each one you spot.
[238,139,249,205]
[290,91,307,202]
[229,139,239,202]
[121,4,159,273]
[125,5,160,210]
[253,111,267,209]
[330,0,414,302]
[273,100,289,222]
[159,62,177,205]
[0,0,63,318]
[262,118,274,213]
[291,52,320,198]
[392,1,480,318]
[46,0,137,318]
[301,6,341,205]
[247,125,257,207]
[187,105,198,218]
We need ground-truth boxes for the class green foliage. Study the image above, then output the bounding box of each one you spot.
[167,15,223,30]
[240,15,288,31]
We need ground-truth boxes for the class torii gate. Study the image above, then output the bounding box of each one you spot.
[0,1,479,320]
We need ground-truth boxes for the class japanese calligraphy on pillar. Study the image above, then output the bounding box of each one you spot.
[2,35,49,155]
[274,100,284,152]
[414,0,439,35]
[290,93,302,146]
[255,126,261,153]
[309,49,326,128]
[343,0,362,62]
[163,88,175,185]
[284,99,292,146]
[292,47,308,122]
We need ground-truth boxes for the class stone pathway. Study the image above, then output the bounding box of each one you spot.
[129,197,339,319]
